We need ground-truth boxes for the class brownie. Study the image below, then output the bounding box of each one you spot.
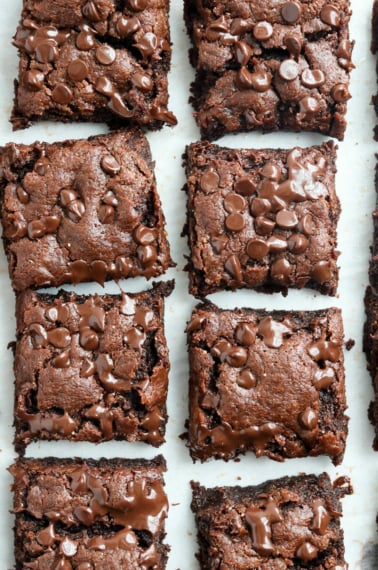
[11,0,177,129]
[369,159,378,287]
[372,0,378,54]
[191,473,352,569]
[187,303,347,465]
[185,0,353,140]
[185,141,340,297]
[10,456,169,569]
[363,286,378,449]
[0,129,173,292]
[13,281,173,453]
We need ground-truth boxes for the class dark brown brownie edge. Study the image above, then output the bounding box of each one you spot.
[363,286,378,449]
[191,474,352,570]
[10,455,169,570]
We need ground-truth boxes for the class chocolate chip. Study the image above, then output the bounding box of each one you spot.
[284,34,302,56]
[127,0,147,11]
[52,84,73,104]
[200,170,219,193]
[29,323,48,348]
[301,69,325,88]
[267,236,287,252]
[134,225,157,245]
[255,216,275,235]
[331,83,351,102]
[276,209,298,229]
[96,45,116,65]
[278,59,299,81]
[270,258,291,282]
[211,236,228,254]
[132,72,153,91]
[16,185,30,204]
[76,26,95,50]
[288,233,308,254]
[311,261,332,284]
[116,15,140,37]
[247,237,269,259]
[47,327,71,349]
[108,93,134,118]
[296,542,318,562]
[261,162,281,181]
[134,32,158,59]
[250,198,271,217]
[101,155,120,175]
[224,193,246,212]
[237,369,257,389]
[80,326,99,351]
[98,205,115,224]
[235,323,256,346]
[23,69,44,90]
[60,189,78,206]
[226,346,248,368]
[234,176,256,196]
[253,21,273,41]
[67,199,86,222]
[298,213,313,235]
[235,41,252,66]
[230,18,249,36]
[281,2,302,23]
[27,220,47,239]
[320,5,340,27]
[68,59,88,82]
[137,244,157,266]
[299,96,320,114]
[35,39,58,63]
[225,212,245,231]
[224,254,243,282]
[250,71,272,92]
[298,407,318,430]
[82,1,103,21]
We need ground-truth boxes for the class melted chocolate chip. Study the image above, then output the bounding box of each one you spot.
[52,84,73,104]
[76,25,95,51]
[101,155,120,175]
[311,499,331,535]
[82,1,103,22]
[246,498,282,555]
[270,258,291,282]
[235,322,256,346]
[288,233,308,254]
[234,176,256,196]
[284,34,302,56]
[225,255,243,282]
[308,336,341,362]
[311,260,332,284]
[313,367,335,390]
[235,41,252,66]
[23,69,44,90]
[116,15,140,37]
[276,209,298,229]
[250,198,271,217]
[255,216,275,235]
[237,369,257,389]
[257,316,292,348]
[127,0,147,11]
[299,96,320,114]
[298,407,318,430]
[296,542,318,561]
[320,5,340,27]
[331,83,351,102]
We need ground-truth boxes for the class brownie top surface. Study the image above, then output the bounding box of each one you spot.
[191,473,351,568]
[188,304,346,463]
[186,141,339,296]
[14,281,173,449]
[11,456,168,569]
[186,0,353,139]
[12,0,177,127]
[0,129,172,290]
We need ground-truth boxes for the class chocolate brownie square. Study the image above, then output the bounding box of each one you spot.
[191,473,352,569]
[0,129,173,291]
[185,0,353,140]
[11,456,169,569]
[185,141,340,297]
[187,303,347,465]
[14,281,173,453]
[12,0,176,129]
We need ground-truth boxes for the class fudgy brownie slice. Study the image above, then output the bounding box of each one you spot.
[185,0,353,140]
[14,281,173,453]
[187,303,347,464]
[12,0,176,129]
[191,473,352,569]
[0,129,173,292]
[185,141,340,297]
[11,456,169,569]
